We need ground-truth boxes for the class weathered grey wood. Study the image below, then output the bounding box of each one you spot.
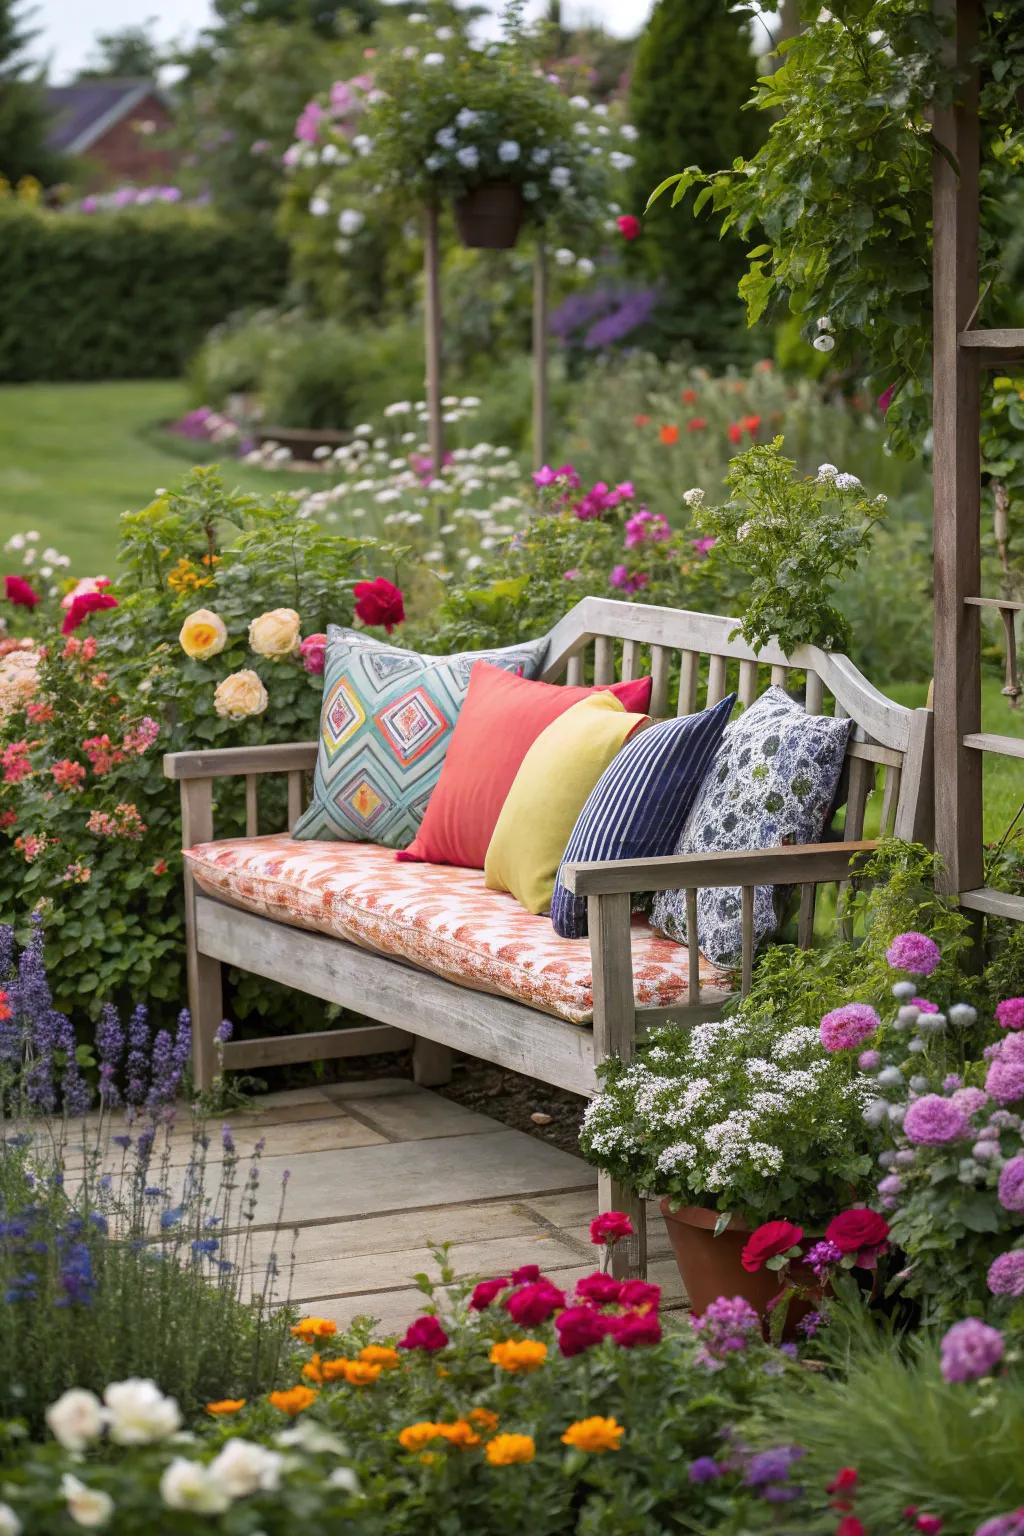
[223,1025,411,1072]
[164,742,318,780]
[963,732,1024,759]
[245,775,259,837]
[181,778,222,1091]
[566,652,584,686]
[770,664,788,689]
[413,1038,455,1088]
[738,659,758,708]
[797,885,816,949]
[532,240,548,471]
[195,896,598,1097]
[932,0,984,896]
[593,634,614,685]
[740,886,755,995]
[844,758,872,841]
[879,764,902,837]
[650,645,670,717]
[686,889,700,1005]
[706,653,727,706]
[287,770,304,828]
[893,708,935,847]
[564,840,879,897]
[960,886,1024,920]
[424,200,444,487]
[958,327,1024,364]
[965,595,1024,612]
[805,671,824,715]
[678,650,698,715]
[620,638,639,682]
[847,739,904,769]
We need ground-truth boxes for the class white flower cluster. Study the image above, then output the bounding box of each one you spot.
[4,530,73,596]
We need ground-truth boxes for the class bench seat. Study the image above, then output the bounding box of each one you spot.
[185,835,732,1025]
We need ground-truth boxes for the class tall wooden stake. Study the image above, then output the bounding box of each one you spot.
[532,239,548,471]
[423,202,444,477]
[932,0,983,895]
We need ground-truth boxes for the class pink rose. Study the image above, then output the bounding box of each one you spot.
[299,633,327,675]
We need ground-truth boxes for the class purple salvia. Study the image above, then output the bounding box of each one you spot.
[172,1009,191,1078]
[0,922,15,978]
[146,1029,177,1110]
[221,1124,235,1155]
[96,1004,124,1109]
[124,1004,150,1107]
[215,1018,233,1044]
[55,1007,91,1118]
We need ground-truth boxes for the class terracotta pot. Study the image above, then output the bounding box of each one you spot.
[454,181,525,249]
[660,1200,820,1337]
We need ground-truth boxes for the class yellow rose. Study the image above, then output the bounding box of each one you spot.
[214,669,268,720]
[248,608,301,660]
[179,608,227,660]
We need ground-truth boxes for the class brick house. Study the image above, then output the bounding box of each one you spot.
[46,79,179,188]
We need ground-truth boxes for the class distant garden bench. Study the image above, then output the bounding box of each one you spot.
[165,598,933,1258]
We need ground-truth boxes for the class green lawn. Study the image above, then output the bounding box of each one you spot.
[0,381,274,574]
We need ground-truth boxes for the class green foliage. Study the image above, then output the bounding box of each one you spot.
[0,205,287,382]
[626,0,764,360]
[0,0,68,185]
[77,22,164,78]
[693,439,889,653]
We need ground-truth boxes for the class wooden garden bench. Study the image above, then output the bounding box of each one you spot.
[165,597,933,1265]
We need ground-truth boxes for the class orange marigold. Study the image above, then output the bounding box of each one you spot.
[468,1407,500,1433]
[659,424,680,445]
[205,1399,246,1416]
[485,1433,535,1466]
[561,1416,624,1453]
[359,1345,400,1369]
[398,1422,444,1453]
[268,1386,317,1416]
[301,1355,324,1384]
[490,1339,548,1373]
[291,1316,337,1343]
[435,1420,480,1449]
[339,1360,382,1387]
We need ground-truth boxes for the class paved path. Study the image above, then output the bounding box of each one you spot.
[226,1079,684,1334]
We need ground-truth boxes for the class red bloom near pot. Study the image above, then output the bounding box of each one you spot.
[660,1201,820,1335]
[454,181,525,249]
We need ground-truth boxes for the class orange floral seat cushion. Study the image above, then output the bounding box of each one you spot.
[184,836,731,1025]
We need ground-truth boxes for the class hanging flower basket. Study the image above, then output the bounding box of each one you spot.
[454,181,525,250]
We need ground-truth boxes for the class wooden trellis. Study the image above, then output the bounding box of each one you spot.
[932,0,1024,920]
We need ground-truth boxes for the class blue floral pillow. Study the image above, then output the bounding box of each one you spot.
[650,687,852,966]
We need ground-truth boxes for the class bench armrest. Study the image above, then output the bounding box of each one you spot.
[163,742,318,781]
[562,839,879,897]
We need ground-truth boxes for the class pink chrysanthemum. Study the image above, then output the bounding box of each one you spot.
[886,931,941,976]
[819,1003,880,1052]
[987,1250,1024,1298]
[997,1157,1024,1213]
[940,1317,1004,1383]
[986,1057,1024,1106]
[903,1094,970,1145]
[996,998,1024,1032]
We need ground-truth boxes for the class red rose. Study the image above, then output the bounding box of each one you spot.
[827,1468,859,1495]
[742,413,762,435]
[616,214,641,242]
[837,1521,866,1536]
[590,1211,634,1246]
[398,1315,448,1352]
[825,1209,890,1255]
[62,591,118,635]
[509,1264,541,1285]
[353,577,405,634]
[610,1309,662,1349]
[740,1220,804,1273]
[916,1518,944,1535]
[469,1276,509,1311]
[575,1271,622,1305]
[555,1305,610,1357]
[5,575,40,608]
[686,416,708,432]
[727,421,744,445]
[504,1279,565,1327]
[617,1278,661,1313]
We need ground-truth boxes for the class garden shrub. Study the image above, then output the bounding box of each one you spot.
[0,204,288,382]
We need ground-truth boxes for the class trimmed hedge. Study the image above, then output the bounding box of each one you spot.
[0,204,289,381]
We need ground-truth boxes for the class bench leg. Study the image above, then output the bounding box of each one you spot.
[412,1037,454,1087]
[188,947,224,1094]
[599,1170,648,1280]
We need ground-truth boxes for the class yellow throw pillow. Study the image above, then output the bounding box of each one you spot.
[484,692,649,915]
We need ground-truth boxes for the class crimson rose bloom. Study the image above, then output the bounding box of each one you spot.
[555,1305,610,1358]
[353,577,405,633]
[509,1264,541,1285]
[468,1276,508,1311]
[5,575,40,608]
[62,590,118,635]
[825,1208,890,1256]
[617,214,641,241]
[610,1309,662,1349]
[590,1211,634,1245]
[504,1279,566,1326]
[398,1315,448,1352]
[741,1220,804,1273]
[575,1272,622,1305]
[618,1278,661,1313]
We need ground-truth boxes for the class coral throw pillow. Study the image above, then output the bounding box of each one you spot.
[292,627,549,848]
[484,693,650,916]
[400,662,653,870]
[550,694,736,940]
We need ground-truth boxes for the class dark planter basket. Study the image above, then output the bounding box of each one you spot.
[660,1200,821,1338]
[454,181,526,250]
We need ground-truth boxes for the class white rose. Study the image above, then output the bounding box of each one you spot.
[337,208,364,236]
[46,1388,104,1451]
[209,1439,283,1497]
[103,1379,182,1445]
[309,195,329,216]
[214,669,269,720]
[554,247,575,266]
[159,1458,232,1515]
[550,165,571,189]
[60,1476,114,1530]
[248,608,301,659]
[576,257,595,276]
[497,139,520,162]
[327,1466,360,1492]
[423,51,444,64]
[0,1504,20,1536]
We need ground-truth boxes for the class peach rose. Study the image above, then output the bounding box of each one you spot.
[179,609,228,660]
[0,648,40,720]
[248,608,301,660]
[214,670,268,720]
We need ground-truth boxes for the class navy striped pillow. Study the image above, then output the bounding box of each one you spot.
[550,693,736,940]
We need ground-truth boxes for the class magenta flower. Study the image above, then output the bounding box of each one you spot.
[563,568,580,581]
[986,1056,1024,1105]
[912,997,940,1014]
[294,100,325,143]
[996,998,1024,1032]
[857,1049,882,1072]
[691,536,717,558]
[976,1513,1024,1536]
[819,1003,879,1052]
[987,1250,1024,1298]
[951,1086,989,1118]
[299,633,327,675]
[886,931,941,976]
[998,1156,1024,1212]
[939,1317,1004,1383]
[609,565,649,595]
[532,464,559,487]
[877,383,896,415]
[903,1094,970,1145]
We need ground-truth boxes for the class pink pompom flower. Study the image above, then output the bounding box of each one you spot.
[886,931,941,976]
[819,1003,880,1053]
[996,998,1024,1032]
[903,1095,970,1145]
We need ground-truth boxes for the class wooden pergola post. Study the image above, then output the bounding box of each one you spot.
[423,201,444,477]
[532,239,549,471]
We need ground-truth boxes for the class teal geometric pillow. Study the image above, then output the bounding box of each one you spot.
[292,626,550,847]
